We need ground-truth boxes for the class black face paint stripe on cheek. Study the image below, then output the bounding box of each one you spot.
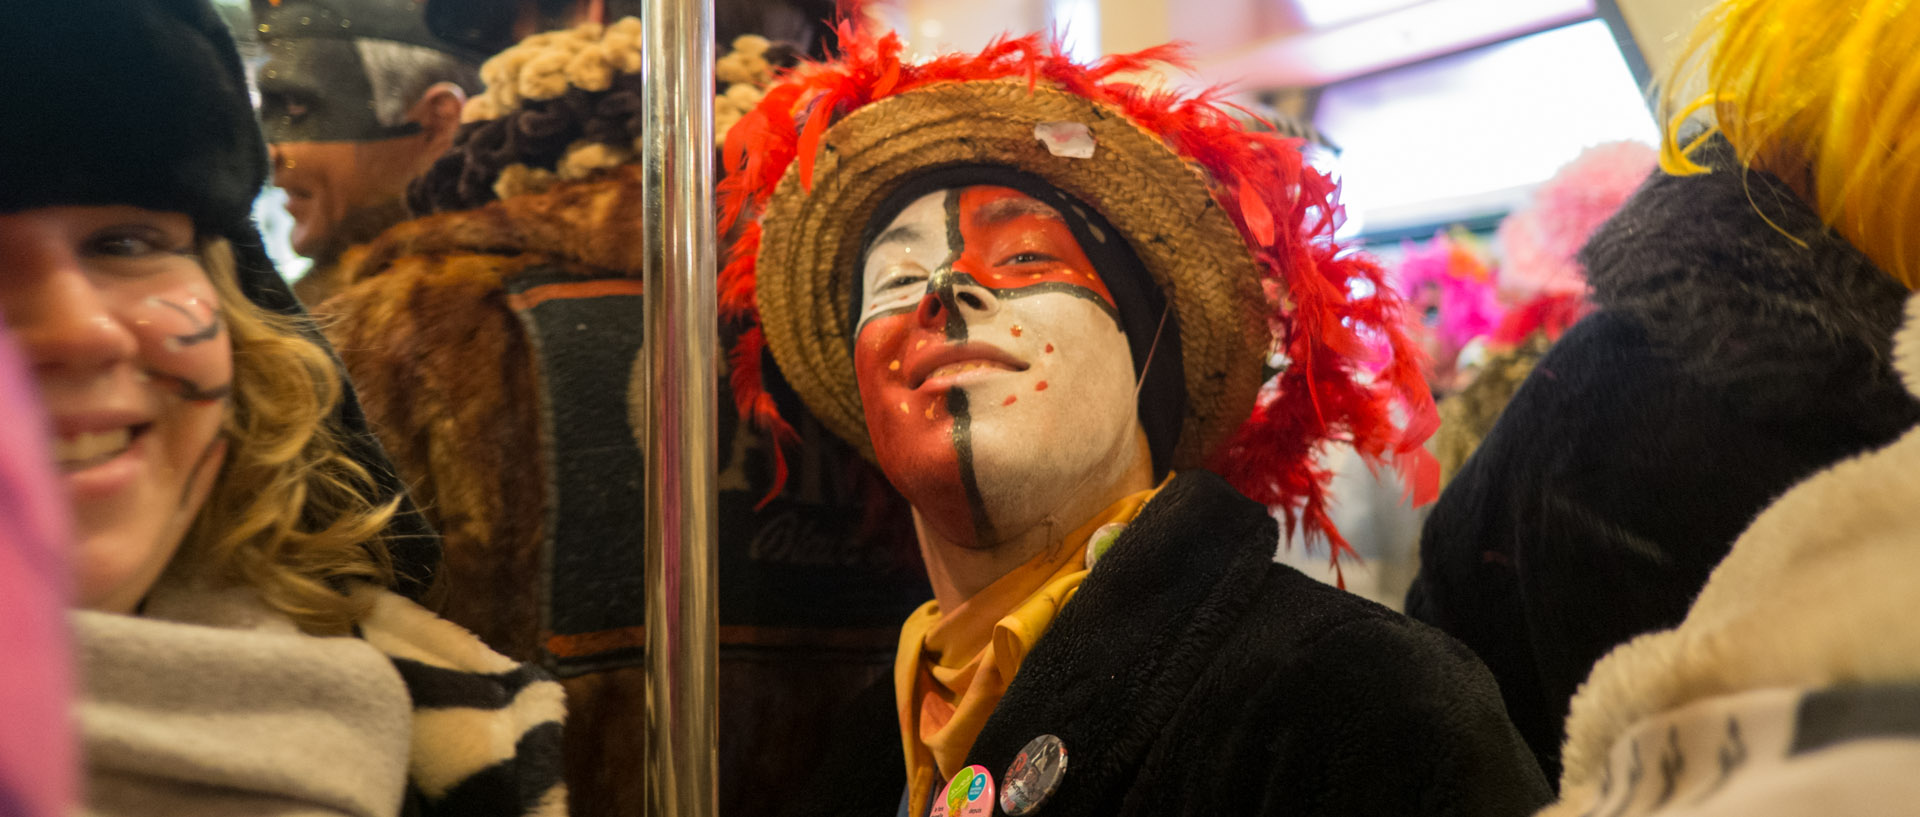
[147,371,233,403]
[175,433,225,510]
[995,282,1123,329]
[856,302,917,337]
[930,268,1125,333]
[947,388,994,543]
[156,300,223,347]
[858,273,1123,341]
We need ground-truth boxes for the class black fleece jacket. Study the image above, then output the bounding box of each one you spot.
[783,470,1550,817]
[1407,137,1920,784]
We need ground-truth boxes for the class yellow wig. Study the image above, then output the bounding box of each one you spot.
[1661,0,1920,289]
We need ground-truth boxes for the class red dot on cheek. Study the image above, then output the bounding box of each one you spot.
[1011,325,1023,338]
[1044,343,1054,353]
[1035,381,1049,391]
[1003,395,1017,406]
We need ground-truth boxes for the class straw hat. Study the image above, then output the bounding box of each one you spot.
[721,26,1438,560]
[754,79,1269,468]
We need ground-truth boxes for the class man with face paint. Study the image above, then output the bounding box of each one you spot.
[723,25,1551,817]
[855,181,1153,565]
[251,0,484,304]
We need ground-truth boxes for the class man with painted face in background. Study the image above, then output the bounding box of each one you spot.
[251,0,484,304]
[723,24,1551,817]
[313,14,928,816]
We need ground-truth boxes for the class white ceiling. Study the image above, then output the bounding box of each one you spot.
[888,0,1606,91]
[1188,0,1598,88]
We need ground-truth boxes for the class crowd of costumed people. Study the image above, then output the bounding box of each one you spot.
[6,0,1920,816]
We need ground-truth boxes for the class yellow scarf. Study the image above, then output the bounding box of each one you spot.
[893,481,1164,816]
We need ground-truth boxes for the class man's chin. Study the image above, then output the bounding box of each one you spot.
[288,225,327,259]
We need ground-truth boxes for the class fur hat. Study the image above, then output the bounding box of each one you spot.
[0,0,441,598]
[409,21,803,215]
[720,24,1440,566]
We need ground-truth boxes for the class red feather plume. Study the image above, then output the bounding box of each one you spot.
[717,25,1439,579]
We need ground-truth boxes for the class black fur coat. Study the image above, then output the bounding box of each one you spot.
[1407,137,1920,784]
[784,470,1550,817]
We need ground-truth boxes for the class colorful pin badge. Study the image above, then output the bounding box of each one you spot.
[929,765,995,817]
[1085,522,1126,569]
[999,734,1068,815]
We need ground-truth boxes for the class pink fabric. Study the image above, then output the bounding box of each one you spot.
[0,324,74,817]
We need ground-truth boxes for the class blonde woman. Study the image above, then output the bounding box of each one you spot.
[0,1,564,815]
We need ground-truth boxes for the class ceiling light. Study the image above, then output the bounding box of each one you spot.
[1295,0,1426,28]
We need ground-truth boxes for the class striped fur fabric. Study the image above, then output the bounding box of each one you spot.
[356,589,569,817]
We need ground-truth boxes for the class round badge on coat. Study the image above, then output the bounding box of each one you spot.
[999,734,1068,815]
[1085,522,1127,569]
[931,765,995,817]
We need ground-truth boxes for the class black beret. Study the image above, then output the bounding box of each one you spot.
[0,0,267,235]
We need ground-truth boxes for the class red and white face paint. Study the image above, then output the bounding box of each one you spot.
[0,206,231,614]
[855,186,1145,548]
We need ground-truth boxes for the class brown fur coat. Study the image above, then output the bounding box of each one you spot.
[320,165,927,816]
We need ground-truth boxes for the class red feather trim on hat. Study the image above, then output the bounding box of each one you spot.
[718,25,1438,579]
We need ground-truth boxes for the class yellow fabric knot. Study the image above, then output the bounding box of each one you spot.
[894,478,1169,817]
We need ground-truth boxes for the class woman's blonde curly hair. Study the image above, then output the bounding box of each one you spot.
[178,239,396,634]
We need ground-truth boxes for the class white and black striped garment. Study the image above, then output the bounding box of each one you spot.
[358,588,569,817]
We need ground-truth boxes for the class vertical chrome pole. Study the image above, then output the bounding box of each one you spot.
[640,0,718,815]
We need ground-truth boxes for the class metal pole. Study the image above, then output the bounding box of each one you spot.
[641,0,718,814]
